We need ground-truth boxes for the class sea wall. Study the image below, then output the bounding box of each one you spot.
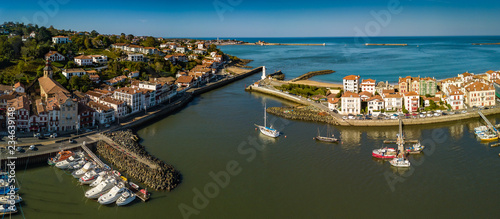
[98,130,181,191]
[267,107,337,124]
[246,85,309,105]
[290,70,335,82]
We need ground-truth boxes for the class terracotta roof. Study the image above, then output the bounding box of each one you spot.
[447,85,464,95]
[359,91,373,97]
[88,101,112,112]
[343,75,360,80]
[45,51,62,57]
[64,68,86,73]
[404,91,419,96]
[53,36,68,38]
[38,77,70,96]
[101,97,124,105]
[384,93,402,98]
[486,70,495,74]
[74,55,92,60]
[367,95,384,102]
[328,97,340,104]
[461,72,473,77]
[35,99,46,115]
[464,82,494,92]
[14,82,23,88]
[78,102,95,114]
[341,91,360,98]
[85,90,103,98]
[8,95,29,111]
[176,76,194,83]
[361,79,376,84]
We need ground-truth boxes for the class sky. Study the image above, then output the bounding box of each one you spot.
[1,0,500,37]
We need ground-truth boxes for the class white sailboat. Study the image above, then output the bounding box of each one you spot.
[255,103,280,138]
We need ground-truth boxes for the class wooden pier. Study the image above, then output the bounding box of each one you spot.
[81,141,108,169]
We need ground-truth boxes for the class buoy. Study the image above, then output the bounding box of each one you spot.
[255,128,257,130]
[285,136,287,138]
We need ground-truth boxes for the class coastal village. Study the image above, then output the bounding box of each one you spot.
[328,71,499,116]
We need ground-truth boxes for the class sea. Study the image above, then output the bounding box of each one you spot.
[14,36,500,218]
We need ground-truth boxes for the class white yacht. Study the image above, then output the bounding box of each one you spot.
[98,184,126,205]
[72,162,95,178]
[68,160,86,170]
[116,188,136,206]
[389,158,411,167]
[0,204,16,214]
[90,172,109,187]
[55,156,83,169]
[85,178,116,199]
[0,195,22,204]
[79,169,102,184]
[255,103,280,138]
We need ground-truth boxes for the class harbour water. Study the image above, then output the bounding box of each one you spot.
[13,37,500,218]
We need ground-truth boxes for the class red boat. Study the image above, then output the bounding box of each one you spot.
[372,148,397,159]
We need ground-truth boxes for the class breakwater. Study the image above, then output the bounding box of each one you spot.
[267,106,337,124]
[189,66,263,96]
[98,130,181,191]
[290,70,335,82]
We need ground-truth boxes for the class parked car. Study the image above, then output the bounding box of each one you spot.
[104,124,111,128]
[43,133,51,137]
[50,133,57,138]
[69,139,75,144]
[34,133,40,138]
[434,112,441,117]
[448,111,455,115]
[16,147,23,152]
[342,116,347,120]
[461,110,467,114]
[348,114,355,119]
[420,114,426,118]
[29,145,36,151]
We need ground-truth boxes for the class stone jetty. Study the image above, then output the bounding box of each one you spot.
[267,106,337,124]
[97,130,181,191]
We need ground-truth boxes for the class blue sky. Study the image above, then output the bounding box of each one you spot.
[2,0,500,37]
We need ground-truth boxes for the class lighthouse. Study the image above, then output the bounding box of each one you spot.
[261,66,266,80]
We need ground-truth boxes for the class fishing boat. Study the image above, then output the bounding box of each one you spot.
[474,126,488,135]
[98,184,126,205]
[255,103,280,138]
[116,188,136,206]
[0,195,22,204]
[0,204,17,215]
[90,172,109,187]
[72,162,96,178]
[389,157,411,167]
[372,147,397,159]
[48,150,74,165]
[85,178,117,199]
[477,132,499,141]
[405,142,425,154]
[314,126,338,143]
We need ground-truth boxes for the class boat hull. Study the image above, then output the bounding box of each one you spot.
[256,125,280,138]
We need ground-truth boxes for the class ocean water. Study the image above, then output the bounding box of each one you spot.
[218,36,500,83]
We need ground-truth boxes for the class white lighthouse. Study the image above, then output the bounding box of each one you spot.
[261,66,266,80]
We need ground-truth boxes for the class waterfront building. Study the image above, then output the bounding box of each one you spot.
[367,95,384,114]
[78,102,95,128]
[485,70,500,82]
[113,87,145,114]
[360,79,376,94]
[31,99,48,132]
[446,85,464,110]
[458,72,475,83]
[398,76,411,93]
[441,77,464,95]
[358,91,373,102]
[52,36,70,44]
[403,91,420,113]
[327,95,340,111]
[176,76,196,88]
[419,77,437,96]
[99,97,126,118]
[382,92,402,112]
[74,55,93,66]
[464,82,496,107]
[128,54,143,62]
[8,95,30,132]
[88,101,115,124]
[341,91,361,115]
[343,75,360,93]
[45,51,65,61]
[62,68,86,79]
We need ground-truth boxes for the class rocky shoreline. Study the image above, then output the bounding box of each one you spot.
[267,106,337,124]
[98,130,182,191]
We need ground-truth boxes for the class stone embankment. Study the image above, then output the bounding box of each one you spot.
[290,70,335,82]
[98,130,181,191]
[267,106,337,124]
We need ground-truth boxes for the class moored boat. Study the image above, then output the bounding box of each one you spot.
[372,147,397,159]
[314,126,338,143]
[0,188,18,196]
[79,169,103,184]
[72,162,95,178]
[406,142,425,154]
[389,157,411,167]
[255,103,280,138]
[48,150,74,165]
[0,195,22,204]
[116,188,136,206]
[85,178,117,199]
[0,204,17,215]
[98,184,126,205]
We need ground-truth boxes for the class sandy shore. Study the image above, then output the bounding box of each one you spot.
[289,80,343,88]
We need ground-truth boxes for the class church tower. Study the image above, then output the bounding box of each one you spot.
[43,60,53,78]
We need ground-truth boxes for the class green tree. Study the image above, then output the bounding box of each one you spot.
[69,75,81,90]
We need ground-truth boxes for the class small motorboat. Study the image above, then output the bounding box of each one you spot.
[129,182,140,190]
[72,162,95,178]
[390,158,411,167]
[79,169,102,184]
[0,204,17,215]
[372,147,397,159]
[98,184,126,205]
[406,142,425,154]
[478,132,499,141]
[85,178,117,199]
[0,195,22,204]
[55,156,83,169]
[314,126,338,143]
[68,160,87,170]
[116,188,136,206]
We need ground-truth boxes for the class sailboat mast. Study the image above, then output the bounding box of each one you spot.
[264,103,267,127]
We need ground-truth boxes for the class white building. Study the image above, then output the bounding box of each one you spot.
[341,91,361,115]
[52,36,70,44]
[464,82,496,107]
[90,55,108,64]
[343,75,360,93]
[45,51,65,62]
[88,101,115,124]
[367,95,384,114]
[62,68,86,79]
[360,79,376,94]
[403,91,420,113]
[128,54,143,62]
[74,55,93,66]
[176,47,187,53]
[446,85,464,110]
[382,93,403,112]
[113,87,145,114]
[13,82,25,93]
